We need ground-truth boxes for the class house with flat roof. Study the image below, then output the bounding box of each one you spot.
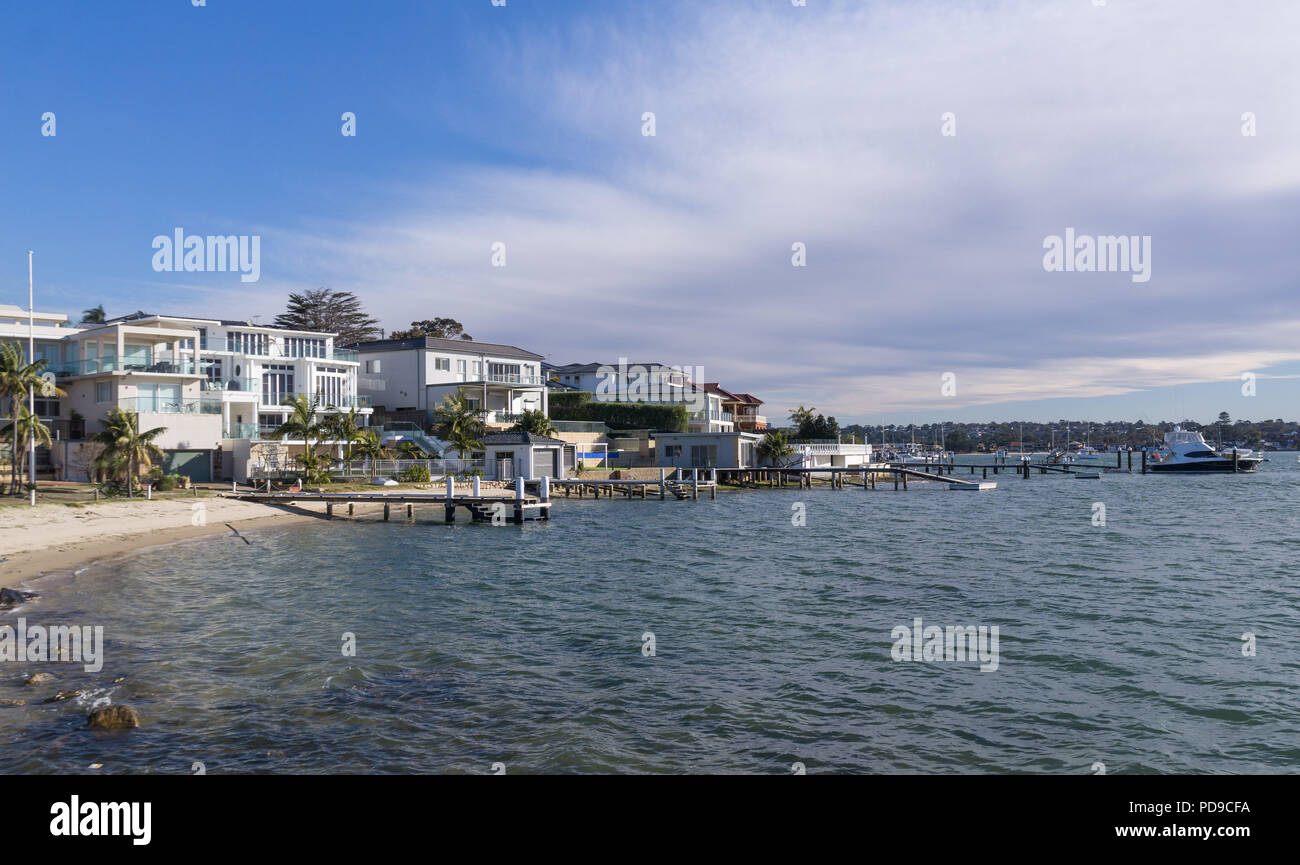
[2,304,370,483]
[654,431,764,469]
[351,336,547,427]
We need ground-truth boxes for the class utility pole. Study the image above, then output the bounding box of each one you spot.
[27,250,36,506]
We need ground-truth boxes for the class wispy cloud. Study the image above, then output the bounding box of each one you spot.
[204,0,1299,421]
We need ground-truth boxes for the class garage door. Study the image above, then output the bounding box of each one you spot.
[163,449,212,483]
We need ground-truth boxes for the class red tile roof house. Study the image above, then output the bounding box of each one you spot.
[703,383,767,431]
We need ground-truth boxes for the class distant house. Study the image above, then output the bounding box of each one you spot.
[655,431,764,469]
[703,383,766,431]
[350,336,547,427]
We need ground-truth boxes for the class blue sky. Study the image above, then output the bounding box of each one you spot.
[2,0,1298,426]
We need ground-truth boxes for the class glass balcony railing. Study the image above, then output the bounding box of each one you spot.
[200,378,258,393]
[222,422,260,439]
[190,337,359,363]
[52,357,198,377]
[118,397,223,415]
[333,348,359,363]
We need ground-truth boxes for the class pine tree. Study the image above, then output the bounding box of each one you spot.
[273,288,380,343]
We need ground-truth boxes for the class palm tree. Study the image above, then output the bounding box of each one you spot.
[321,406,362,461]
[80,304,107,324]
[757,430,796,467]
[434,392,486,462]
[92,408,167,496]
[510,409,555,437]
[0,341,66,496]
[351,429,392,479]
[1,407,53,490]
[269,394,330,483]
[434,392,485,439]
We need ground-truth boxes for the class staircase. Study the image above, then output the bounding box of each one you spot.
[662,479,690,500]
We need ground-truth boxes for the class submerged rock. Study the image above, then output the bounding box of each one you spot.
[0,587,37,609]
[88,705,139,730]
[0,698,27,707]
[45,689,87,704]
[25,672,54,686]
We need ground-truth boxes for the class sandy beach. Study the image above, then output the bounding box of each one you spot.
[0,497,324,587]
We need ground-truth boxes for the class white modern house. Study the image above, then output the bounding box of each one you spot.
[0,305,370,483]
[352,336,547,426]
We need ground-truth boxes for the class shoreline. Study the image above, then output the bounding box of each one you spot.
[0,498,324,589]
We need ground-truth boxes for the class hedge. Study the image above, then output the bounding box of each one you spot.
[550,394,688,432]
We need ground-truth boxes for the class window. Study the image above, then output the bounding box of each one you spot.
[283,337,326,358]
[434,357,451,372]
[689,445,718,467]
[96,382,112,403]
[262,364,295,405]
[34,398,60,416]
[229,331,268,355]
[314,366,346,406]
[489,363,521,383]
[663,445,681,458]
[365,359,382,374]
[457,359,466,379]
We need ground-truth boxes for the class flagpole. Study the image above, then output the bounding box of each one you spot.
[28,250,36,506]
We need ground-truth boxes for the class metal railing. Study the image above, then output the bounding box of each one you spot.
[118,396,222,415]
[201,378,258,393]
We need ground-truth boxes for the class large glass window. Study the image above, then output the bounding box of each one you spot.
[262,364,295,404]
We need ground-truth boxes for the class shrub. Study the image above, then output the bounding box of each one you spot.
[399,465,432,483]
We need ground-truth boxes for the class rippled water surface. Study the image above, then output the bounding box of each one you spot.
[3,455,1299,774]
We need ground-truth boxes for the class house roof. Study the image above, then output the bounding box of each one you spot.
[703,382,763,405]
[544,361,676,375]
[349,336,543,360]
[481,432,567,446]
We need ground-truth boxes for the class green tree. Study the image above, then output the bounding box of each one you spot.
[351,429,392,479]
[0,342,65,496]
[274,288,380,343]
[320,407,363,461]
[756,430,796,467]
[80,304,107,324]
[434,393,486,461]
[510,409,555,436]
[788,405,815,429]
[1217,411,1231,426]
[1,407,53,489]
[92,408,167,497]
[388,317,472,340]
[269,394,333,483]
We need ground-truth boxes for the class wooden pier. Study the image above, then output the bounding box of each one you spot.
[224,476,552,524]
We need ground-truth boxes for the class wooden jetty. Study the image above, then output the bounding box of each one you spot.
[224,476,552,524]
[543,468,718,501]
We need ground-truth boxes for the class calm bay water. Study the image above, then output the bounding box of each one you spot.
[3,455,1299,774]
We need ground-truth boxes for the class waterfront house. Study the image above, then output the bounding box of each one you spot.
[654,431,764,469]
[1,306,370,483]
[351,336,547,427]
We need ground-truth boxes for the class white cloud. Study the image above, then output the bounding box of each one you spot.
[204,0,1300,421]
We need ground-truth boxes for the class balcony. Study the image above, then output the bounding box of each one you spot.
[194,337,359,363]
[260,391,372,410]
[201,378,258,393]
[118,396,223,415]
[53,356,198,377]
